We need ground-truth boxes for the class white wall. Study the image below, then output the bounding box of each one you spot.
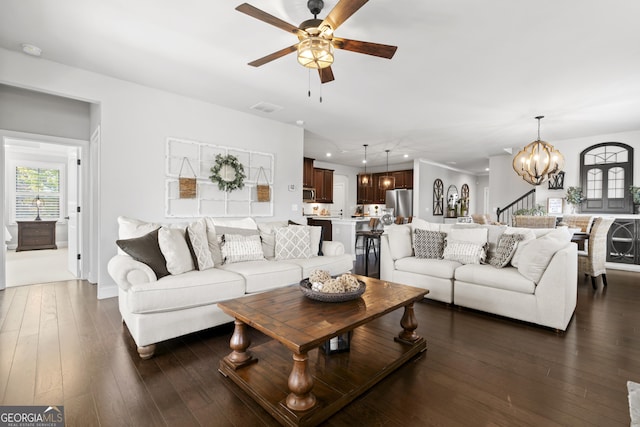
[414,159,478,222]
[0,47,304,299]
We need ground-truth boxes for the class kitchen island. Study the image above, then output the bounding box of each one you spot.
[332,217,377,259]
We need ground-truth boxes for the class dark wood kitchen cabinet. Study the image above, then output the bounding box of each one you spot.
[303,157,315,188]
[16,220,57,251]
[313,168,334,203]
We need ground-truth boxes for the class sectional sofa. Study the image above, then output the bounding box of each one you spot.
[108,216,353,359]
[380,219,577,331]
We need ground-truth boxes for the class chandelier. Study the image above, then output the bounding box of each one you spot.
[512,116,565,186]
[379,149,395,190]
[358,144,372,187]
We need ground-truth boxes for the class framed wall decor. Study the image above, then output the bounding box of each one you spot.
[433,179,444,216]
[547,197,564,215]
[548,171,565,190]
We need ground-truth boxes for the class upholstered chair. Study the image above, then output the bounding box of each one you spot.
[577,217,615,289]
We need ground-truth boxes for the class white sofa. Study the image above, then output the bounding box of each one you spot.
[108,216,353,359]
[380,220,577,331]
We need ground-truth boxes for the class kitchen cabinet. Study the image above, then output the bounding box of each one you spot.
[16,220,57,251]
[607,218,640,264]
[357,175,375,204]
[392,169,413,189]
[359,170,413,204]
[307,218,333,241]
[303,157,315,188]
[313,168,334,203]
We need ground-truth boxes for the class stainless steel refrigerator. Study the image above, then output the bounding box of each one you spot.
[385,189,413,219]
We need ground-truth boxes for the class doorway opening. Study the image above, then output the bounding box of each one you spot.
[2,136,87,288]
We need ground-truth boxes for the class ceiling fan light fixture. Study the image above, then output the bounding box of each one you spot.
[297,36,334,69]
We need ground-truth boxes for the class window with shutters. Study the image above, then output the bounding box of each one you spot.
[580,143,633,214]
[12,161,64,222]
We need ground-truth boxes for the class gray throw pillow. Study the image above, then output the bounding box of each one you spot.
[116,228,170,278]
[488,233,525,268]
[414,229,446,259]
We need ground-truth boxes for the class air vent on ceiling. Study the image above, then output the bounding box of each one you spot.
[250,101,283,114]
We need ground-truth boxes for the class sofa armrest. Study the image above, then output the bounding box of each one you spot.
[379,234,396,281]
[534,243,578,330]
[321,240,345,256]
[107,255,157,291]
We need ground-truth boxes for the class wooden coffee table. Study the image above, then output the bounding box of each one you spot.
[217,275,429,427]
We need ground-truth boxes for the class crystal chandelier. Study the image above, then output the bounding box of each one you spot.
[512,116,565,186]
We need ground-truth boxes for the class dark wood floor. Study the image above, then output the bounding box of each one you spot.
[1,260,639,426]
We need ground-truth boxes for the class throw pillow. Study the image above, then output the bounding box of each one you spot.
[386,224,413,260]
[116,216,160,255]
[275,226,312,260]
[186,219,214,270]
[517,228,571,283]
[206,225,259,266]
[488,233,525,268]
[257,221,288,258]
[503,228,536,267]
[288,221,323,256]
[414,229,446,259]
[116,228,170,279]
[220,234,265,264]
[443,240,487,265]
[158,226,195,275]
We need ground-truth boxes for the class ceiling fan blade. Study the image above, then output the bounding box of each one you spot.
[236,3,303,35]
[248,45,298,67]
[318,67,335,84]
[320,0,369,32]
[332,37,397,59]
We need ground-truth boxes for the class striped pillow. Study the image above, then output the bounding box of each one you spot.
[220,234,265,264]
[443,240,487,265]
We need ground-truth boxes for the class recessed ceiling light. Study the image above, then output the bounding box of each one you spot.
[21,43,42,57]
[326,152,331,157]
[485,168,490,171]
[295,119,305,126]
[403,154,409,158]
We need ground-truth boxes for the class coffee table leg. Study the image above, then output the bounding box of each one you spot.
[285,352,316,411]
[395,302,421,344]
[223,319,257,369]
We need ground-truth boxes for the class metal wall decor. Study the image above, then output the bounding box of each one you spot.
[548,171,565,190]
[433,179,444,216]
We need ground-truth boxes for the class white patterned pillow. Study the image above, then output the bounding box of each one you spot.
[487,234,524,268]
[158,226,195,274]
[275,226,312,260]
[414,229,446,259]
[443,240,487,265]
[220,234,265,264]
[186,219,214,270]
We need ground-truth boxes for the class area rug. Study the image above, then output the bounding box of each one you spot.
[5,248,77,287]
[630,381,640,426]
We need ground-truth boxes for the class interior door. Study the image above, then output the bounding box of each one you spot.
[67,149,80,277]
[332,175,347,217]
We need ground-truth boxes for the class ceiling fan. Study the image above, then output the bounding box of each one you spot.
[236,0,398,84]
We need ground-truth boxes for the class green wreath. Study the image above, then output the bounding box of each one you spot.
[209,154,246,192]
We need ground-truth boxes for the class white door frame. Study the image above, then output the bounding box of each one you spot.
[0,130,92,290]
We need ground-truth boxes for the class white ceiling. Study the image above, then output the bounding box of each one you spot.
[2,0,640,173]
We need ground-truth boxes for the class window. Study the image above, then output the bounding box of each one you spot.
[580,143,634,214]
[13,161,64,222]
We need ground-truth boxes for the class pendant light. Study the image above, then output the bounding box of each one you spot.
[358,144,372,187]
[379,149,395,190]
[512,116,565,186]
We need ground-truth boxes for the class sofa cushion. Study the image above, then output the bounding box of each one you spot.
[221,234,265,264]
[116,228,170,279]
[275,225,312,260]
[447,227,488,244]
[394,257,460,279]
[117,216,161,255]
[219,260,301,293]
[158,226,195,274]
[410,217,440,232]
[287,254,354,278]
[414,229,446,259]
[443,240,487,264]
[487,233,524,268]
[186,219,214,270]
[126,268,246,314]
[503,228,536,267]
[517,228,571,283]
[455,264,536,294]
[387,224,413,260]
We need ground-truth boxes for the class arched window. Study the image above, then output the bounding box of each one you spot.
[580,143,634,213]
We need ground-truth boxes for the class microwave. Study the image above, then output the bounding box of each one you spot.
[303,188,316,203]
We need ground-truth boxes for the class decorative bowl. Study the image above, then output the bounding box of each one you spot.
[299,278,366,302]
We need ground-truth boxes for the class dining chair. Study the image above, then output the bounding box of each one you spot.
[513,215,556,228]
[578,217,615,289]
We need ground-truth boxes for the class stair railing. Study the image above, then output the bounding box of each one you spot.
[496,189,536,226]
